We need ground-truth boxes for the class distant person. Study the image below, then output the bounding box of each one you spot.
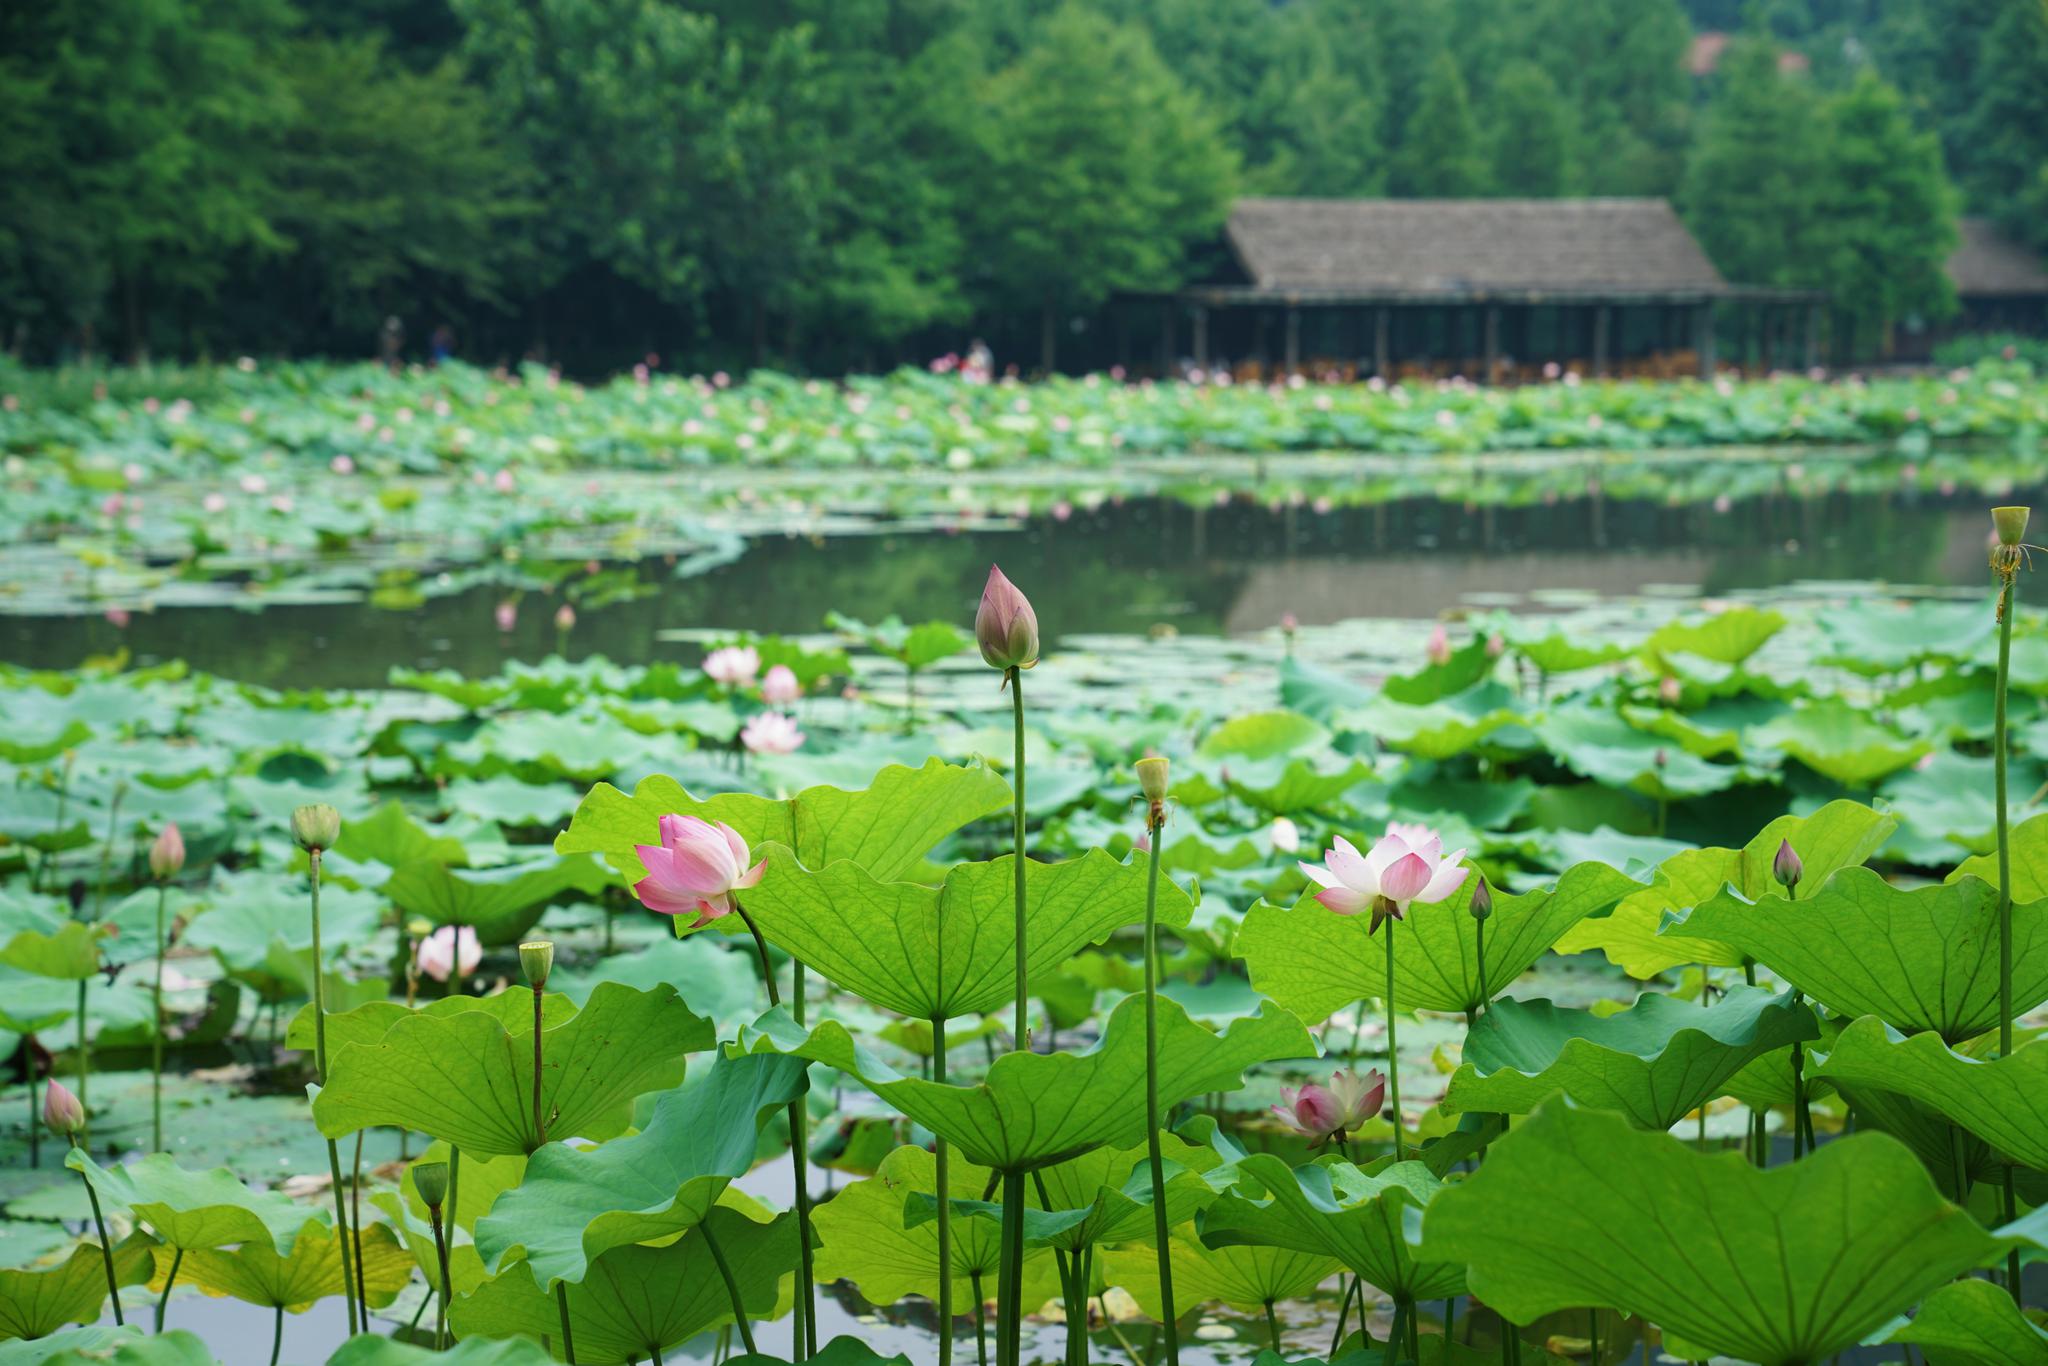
[964,338,993,384]
[430,324,455,365]
[379,316,404,371]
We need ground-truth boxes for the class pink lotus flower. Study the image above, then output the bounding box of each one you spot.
[331,455,355,475]
[1271,1070,1384,1142]
[1659,674,1682,705]
[105,608,131,629]
[741,711,804,755]
[1425,624,1452,667]
[43,1078,84,1137]
[975,565,1039,672]
[554,603,576,632]
[761,664,801,704]
[495,601,517,633]
[415,925,481,983]
[704,645,760,686]
[1301,823,1468,934]
[1270,816,1300,854]
[634,815,765,926]
[150,823,185,880]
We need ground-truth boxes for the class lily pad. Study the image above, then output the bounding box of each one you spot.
[1811,1018,2048,1172]
[1748,697,1932,787]
[327,1332,562,1366]
[382,855,608,946]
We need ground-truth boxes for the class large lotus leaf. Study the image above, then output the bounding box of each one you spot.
[1200,1154,1463,1301]
[1238,860,1633,1019]
[367,1190,488,1299]
[1225,755,1377,817]
[396,1142,528,1238]
[181,868,382,970]
[334,799,470,870]
[1820,600,1992,674]
[1748,697,1933,786]
[1333,695,1520,762]
[286,988,580,1059]
[1442,988,1816,1131]
[0,1238,154,1340]
[0,922,103,980]
[1531,707,1737,799]
[1421,1103,2002,1366]
[813,1144,1061,1309]
[156,1221,411,1313]
[0,1327,149,1366]
[1554,799,1896,977]
[315,982,710,1155]
[738,847,1191,1020]
[1952,811,2048,900]
[328,1333,561,1366]
[475,1051,808,1288]
[1812,1018,2048,1171]
[1884,1277,2048,1365]
[450,1206,795,1366]
[1198,710,1328,761]
[30,1329,217,1366]
[728,1342,912,1366]
[745,994,1311,1171]
[382,854,608,945]
[1643,606,1785,665]
[1665,869,2048,1042]
[1102,1234,1340,1318]
[905,1138,1220,1254]
[65,1151,319,1255]
[556,757,1011,884]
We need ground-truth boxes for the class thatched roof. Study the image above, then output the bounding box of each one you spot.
[1949,217,2048,297]
[1210,198,1731,303]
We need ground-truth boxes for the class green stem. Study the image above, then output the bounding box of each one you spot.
[81,1168,123,1326]
[701,1222,759,1357]
[1010,666,1028,1049]
[972,1269,989,1366]
[556,1281,578,1364]
[935,1004,953,1366]
[1474,914,1488,1014]
[1386,1298,1407,1366]
[430,1205,452,1351]
[309,850,361,1334]
[152,885,166,1154]
[998,1169,1026,1366]
[1001,664,1030,1366]
[1995,560,2024,1299]
[351,1131,368,1331]
[735,905,781,1009]
[792,960,816,1360]
[1328,1276,1357,1357]
[76,977,89,1147]
[1263,1301,1281,1353]
[270,1305,283,1366]
[1588,1309,1599,1364]
[533,984,547,1147]
[1384,921,1403,1162]
[156,1247,182,1332]
[1789,1033,1809,1160]
[1141,814,1179,1366]
[1949,1125,1973,1205]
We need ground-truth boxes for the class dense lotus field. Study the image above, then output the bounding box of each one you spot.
[3,527,2048,1365]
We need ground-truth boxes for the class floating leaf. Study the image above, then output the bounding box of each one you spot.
[1198,711,1328,761]
[1422,1103,2001,1366]
[1239,861,1634,1018]
[1442,988,1816,1131]
[315,982,710,1156]
[0,1238,154,1340]
[159,1221,411,1313]
[383,855,608,945]
[1748,697,1932,786]
[1643,606,1784,665]
[333,799,470,870]
[1665,870,2048,1042]
[475,1051,807,1288]
[65,1151,320,1255]
[738,848,1191,1020]
[1883,1277,2048,1365]
[1812,1019,2048,1172]
[1202,1154,1463,1302]
[1531,708,1737,799]
[287,987,580,1059]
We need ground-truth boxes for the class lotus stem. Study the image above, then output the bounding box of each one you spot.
[1444,1297,1457,1355]
[997,663,1030,1366]
[556,1282,578,1363]
[998,1169,1026,1366]
[307,848,362,1334]
[270,1305,284,1366]
[1009,667,1028,1049]
[351,1131,368,1329]
[75,977,89,1147]
[430,1197,452,1349]
[152,885,166,1154]
[1385,923,1404,1162]
[733,904,781,1008]
[700,1222,758,1356]
[156,1247,182,1332]
[793,959,816,1360]
[972,1269,989,1366]
[934,1014,954,1366]
[1474,915,1488,1015]
[1588,1309,1599,1364]
[533,985,546,1147]
[1328,1276,1357,1356]
[1386,1298,1407,1366]
[1994,530,2024,1299]
[1263,1300,1281,1352]
[79,1163,123,1326]
[1139,797,1179,1366]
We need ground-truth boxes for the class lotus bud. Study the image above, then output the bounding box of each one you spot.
[149,823,185,881]
[1994,506,2031,547]
[1469,878,1492,921]
[1773,839,1803,891]
[291,803,341,853]
[1425,623,1451,667]
[553,603,576,633]
[975,565,1039,672]
[43,1078,84,1139]
[520,940,554,989]
[412,1160,450,1210]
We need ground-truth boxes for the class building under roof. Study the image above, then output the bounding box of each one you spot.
[1148,197,1821,382]
[1948,217,2048,315]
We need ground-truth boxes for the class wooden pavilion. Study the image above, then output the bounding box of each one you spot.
[1144,197,1820,382]
[1944,217,2048,337]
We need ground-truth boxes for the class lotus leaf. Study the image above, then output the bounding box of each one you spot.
[65,1151,319,1256]
[154,1221,411,1313]
[1883,1276,2048,1365]
[1811,1018,2048,1171]
[0,1239,155,1340]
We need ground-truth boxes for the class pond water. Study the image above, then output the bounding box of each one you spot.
[4,481,2024,690]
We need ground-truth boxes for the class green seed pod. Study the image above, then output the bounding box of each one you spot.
[291,803,342,853]
[520,940,555,989]
[1135,756,1170,803]
[412,1160,450,1210]
[1994,506,2032,548]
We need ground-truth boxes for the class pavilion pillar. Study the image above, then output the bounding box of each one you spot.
[1192,306,1209,371]
[1592,305,1611,378]
[1161,301,1176,372]
[1695,302,1717,381]
[1374,307,1391,379]
[1483,305,1501,385]
[1803,303,1821,372]
[1283,303,1301,375]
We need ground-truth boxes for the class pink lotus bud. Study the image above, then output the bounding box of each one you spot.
[703,645,760,686]
[1270,817,1300,854]
[1272,1083,1342,1139]
[415,925,481,982]
[1280,612,1298,634]
[495,601,517,633]
[554,603,576,633]
[150,823,185,880]
[1425,624,1451,667]
[1773,839,1803,891]
[976,565,1040,671]
[740,711,804,755]
[43,1078,84,1138]
[633,815,766,927]
[761,664,801,705]
[1469,878,1492,921]
[1485,633,1505,659]
[1659,675,1681,705]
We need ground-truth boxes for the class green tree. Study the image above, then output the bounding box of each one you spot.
[1484,60,1578,197]
[1679,39,1831,290]
[1389,48,1485,196]
[966,3,1236,371]
[1958,0,2048,251]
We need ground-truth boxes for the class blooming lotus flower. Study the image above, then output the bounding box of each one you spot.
[1271,1068,1384,1142]
[741,711,804,755]
[975,565,1039,672]
[1301,823,1468,934]
[704,645,760,686]
[149,823,184,880]
[415,925,481,983]
[761,664,801,704]
[43,1078,84,1138]
[1327,1067,1387,1131]
[495,601,517,633]
[634,815,766,926]
[1272,1082,1340,1138]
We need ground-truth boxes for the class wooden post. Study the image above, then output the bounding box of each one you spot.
[1804,303,1821,372]
[1192,306,1209,371]
[1696,302,1716,381]
[1483,305,1501,385]
[1374,307,1390,379]
[1592,305,1611,377]
[1161,301,1177,373]
[1283,304,1301,376]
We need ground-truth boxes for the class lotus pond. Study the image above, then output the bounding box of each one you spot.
[4,365,2048,1366]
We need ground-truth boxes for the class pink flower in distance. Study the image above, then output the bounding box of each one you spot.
[1300,823,1468,934]
[704,645,760,686]
[761,664,801,704]
[634,815,765,927]
[1425,624,1451,667]
[741,711,804,755]
[415,925,481,983]
[494,601,517,633]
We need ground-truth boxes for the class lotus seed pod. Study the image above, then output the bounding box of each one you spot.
[1136,757,1170,803]
[406,918,434,940]
[412,1160,450,1210]
[291,803,341,853]
[520,940,554,989]
[1994,506,2031,547]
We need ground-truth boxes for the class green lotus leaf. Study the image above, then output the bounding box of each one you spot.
[1225,756,1377,816]
[1883,1276,2048,1365]
[1442,987,1816,1131]
[315,982,710,1155]
[155,1221,411,1313]
[1554,799,1897,977]
[1239,860,1635,1018]
[1423,1102,2001,1365]
[1952,811,2048,900]
[327,1332,561,1366]
[475,1051,808,1288]
[1664,869,2048,1042]
[27,1328,217,1366]
[1333,695,1519,762]
[0,922,102,981]
[450,1206,795,1366]
[744,994,1311,1171]
[382,854,608,945]
[1748,697,1933,786]
[182,868,382,971]
[334,800,470,870]
[1199,1154,1463,1302]
[0,1238,155,1340]
[728,1340,912,1366]
[1811,1018,2048,1171]
[1643,606,1785,665]
[738,847,1191,1020]
[1102,1234,1340,1319]
[905,1136,1221,1254]
[556,757,1011,884]
[1531,707,1737,799]
[65,1151,319,1255]
[0,1327,147,1366]
[812,1143,1061,1310]
[1820,599,1992,675]
[1198,710,1328,761]
[397,1142,528,1239]
[286,987,580,1059]
[366,1189,487,1299]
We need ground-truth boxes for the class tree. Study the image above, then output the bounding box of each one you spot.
[1484,60,1578,197]
[1389,49,1485,197]
[1958,0,2048,251]
[965,3,1236,371]
[1679,38,1831,290]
